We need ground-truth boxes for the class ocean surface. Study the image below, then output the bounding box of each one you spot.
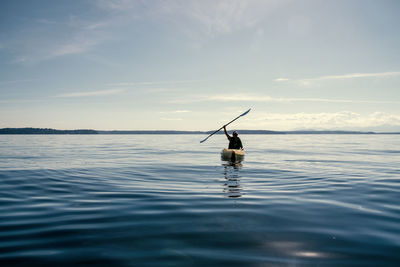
[0,134,399,266]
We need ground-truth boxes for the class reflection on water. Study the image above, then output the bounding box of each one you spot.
[222,163,243,198]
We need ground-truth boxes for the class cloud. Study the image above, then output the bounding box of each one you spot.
[96,0,137,10]
[160,110,191,114]
[159,110,191,121]
[10,0,283,64]
[156,0,287,39]
[106,80,207,94]
[84,21,111,30]
[96,0,285,37]
[195,93,400,104]
[55,88,124,98]
[108,80,206,87]
[159,109,192,122]
[10,36,102,65]
[207,94,278,102]
[51,39,100,57]
[244,111,400,131]
[48,16,111,59]
[7,7,112,64]
[35,19,58,25]
[174,110,191,113]
[275,71,400,85]
[160,1,263,35]
[304,71,400,81]
[160,117,183,121]
[274,78,290,82]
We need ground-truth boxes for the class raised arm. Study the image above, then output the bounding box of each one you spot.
[223,125,230,139]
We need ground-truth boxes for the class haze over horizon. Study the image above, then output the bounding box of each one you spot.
[1,0,400,132]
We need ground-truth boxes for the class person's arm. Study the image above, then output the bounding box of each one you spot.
[223,126,230,140]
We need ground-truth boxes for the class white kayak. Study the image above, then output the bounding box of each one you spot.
[221,148,245,162]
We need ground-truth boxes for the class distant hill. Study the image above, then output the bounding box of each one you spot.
[1,127,399,135]
[279,130,376,135]
[0,128,98,134]
[98,130,205,134]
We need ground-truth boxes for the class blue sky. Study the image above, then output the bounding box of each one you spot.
[1,0,400,131]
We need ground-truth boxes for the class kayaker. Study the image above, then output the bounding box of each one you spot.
[223,125,243,150]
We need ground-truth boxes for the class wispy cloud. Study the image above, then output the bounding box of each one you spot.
[243,111,400,131]
[174,110,191,113]
[159,109,192,122]
[160,117,183,121]
[275,71,400,85]
[96,0,138,11]
[159,110,191,121]
[106,80,207,94]
[274,78,290,82]
[190,93,400,104]
[51,39,100,57]
[8,9,111,64]
[108,80,206,87]
[55,88,124,98]
[307,71,400,81]
[35,19,58,25]
[161,0,285,36]
[10,1,282,64]
[160,110,191,114]
[96,0,284,37]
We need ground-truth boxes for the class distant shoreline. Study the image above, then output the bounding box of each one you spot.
[1,127,399,135]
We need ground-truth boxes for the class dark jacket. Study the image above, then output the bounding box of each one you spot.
[228,136,243,149]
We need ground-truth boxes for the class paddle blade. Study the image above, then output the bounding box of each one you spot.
[240,108,251,117]
[200,136,208,143]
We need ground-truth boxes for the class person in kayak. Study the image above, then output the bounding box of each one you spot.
[223,125,243,150]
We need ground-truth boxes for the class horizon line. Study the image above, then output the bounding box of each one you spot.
[1,127,400,134]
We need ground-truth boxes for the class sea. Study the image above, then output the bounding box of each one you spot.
[0,134,399,266]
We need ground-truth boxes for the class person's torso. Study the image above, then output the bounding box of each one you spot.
[228,136,242,149]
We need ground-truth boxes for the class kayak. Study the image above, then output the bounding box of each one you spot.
[221,148,245,162]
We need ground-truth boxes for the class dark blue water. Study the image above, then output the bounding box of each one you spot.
[0,135,399,266]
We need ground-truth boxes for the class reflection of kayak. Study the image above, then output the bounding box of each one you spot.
[221,148,245,162]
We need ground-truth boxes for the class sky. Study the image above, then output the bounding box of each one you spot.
[1,0,400,131]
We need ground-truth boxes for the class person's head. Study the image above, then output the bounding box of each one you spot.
[233,131,238,137]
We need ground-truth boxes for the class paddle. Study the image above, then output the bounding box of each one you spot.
[200,108,251,143]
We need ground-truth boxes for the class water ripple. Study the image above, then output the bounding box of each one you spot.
[0,135,399,265]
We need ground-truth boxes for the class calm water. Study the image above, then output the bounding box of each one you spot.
[0,134,399,266]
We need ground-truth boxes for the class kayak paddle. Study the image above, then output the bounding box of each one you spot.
[200,108,251,143]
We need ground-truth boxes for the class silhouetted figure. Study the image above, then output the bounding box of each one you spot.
[223,126,243,150]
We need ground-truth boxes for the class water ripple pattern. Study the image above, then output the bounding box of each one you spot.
[0,135,399,266]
